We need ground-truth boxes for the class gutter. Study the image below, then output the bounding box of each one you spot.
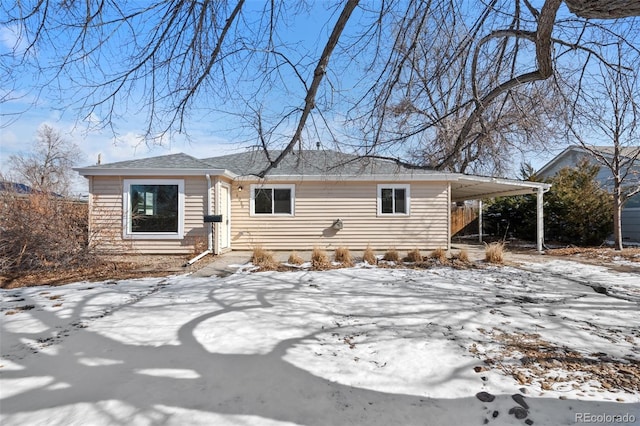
[184,174,214,266]
[73,167,236,179]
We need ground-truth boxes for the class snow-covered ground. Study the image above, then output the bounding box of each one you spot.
[1,259,639,426]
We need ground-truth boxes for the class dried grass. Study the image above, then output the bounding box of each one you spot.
[363,245,377,265]
[334,247,354,267]
[2,255,204,289]
[287,251,304,265]
[485,242,505,264]
[449,248,473,269]
[473,329,640,394]
[406,248,423,263]
[311,247,331,270]
[453,248,470,263]
[251,246,278,270]
[430,247,448,263]
[546,247,640,263]
[383,248,400,263]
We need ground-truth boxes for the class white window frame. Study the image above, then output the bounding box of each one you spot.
[123,179,185,239]
[377,184,410,216]
[250,184,295,216]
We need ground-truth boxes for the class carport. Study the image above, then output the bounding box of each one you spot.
[448,175,551,252]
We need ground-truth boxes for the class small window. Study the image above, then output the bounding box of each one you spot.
[123,179,184,239]
[378,184,410,216]
[250,184,295,216]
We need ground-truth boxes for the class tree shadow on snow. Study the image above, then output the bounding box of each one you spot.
[1,269,638,425]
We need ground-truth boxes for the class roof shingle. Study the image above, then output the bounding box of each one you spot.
[95,153,213,169]
[202,149,436,176]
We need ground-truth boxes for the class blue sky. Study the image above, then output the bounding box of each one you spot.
[0,2,342,189]
[0,100,248,193]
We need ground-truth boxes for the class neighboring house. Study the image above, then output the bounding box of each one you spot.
[75,149,549,254]
[537,145,640,242]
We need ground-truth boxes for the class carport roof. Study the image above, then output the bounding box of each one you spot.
[449,175,549,201]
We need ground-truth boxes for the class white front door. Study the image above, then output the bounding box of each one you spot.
[219,183,231,250]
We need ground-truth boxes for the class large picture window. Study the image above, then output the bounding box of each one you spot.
[123,179,184,239]
[250,184,295,216]
[377,184,410,216]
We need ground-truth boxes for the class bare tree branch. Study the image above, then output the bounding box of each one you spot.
[257,0,360,177]
[564,0,640,19]
[434,0,562,170]
[3,0,640,178]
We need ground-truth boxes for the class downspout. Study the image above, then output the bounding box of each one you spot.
[447,182,451,250]
[184,174,213,266]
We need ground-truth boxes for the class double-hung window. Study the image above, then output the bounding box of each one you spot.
[123,179,184,239]
[250,184,295,216]
[377,184,410,216]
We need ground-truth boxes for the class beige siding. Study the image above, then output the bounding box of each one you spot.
[230,180,449,251]
[90,175,210,254]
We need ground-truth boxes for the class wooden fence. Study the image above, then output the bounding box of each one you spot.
[451,204,478,236]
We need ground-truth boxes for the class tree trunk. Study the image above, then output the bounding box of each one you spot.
[564,0,640,19]
[613,187,623,251]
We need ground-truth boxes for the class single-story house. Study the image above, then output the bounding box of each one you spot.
[75,149,550,255]
[537,145,640,242]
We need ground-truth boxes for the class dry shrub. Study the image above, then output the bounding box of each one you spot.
[383,248,400,263]
[311,247,331,270]
[363,245,377,265]
[251,246,278,270]
[485,242,505,264]
[0,192,91,275]
[406,248,423,263]
[450,248,472,269]
[334,247,354,267]
[287,251,304,265]
[454,248,470,263]
[430,247,448,263]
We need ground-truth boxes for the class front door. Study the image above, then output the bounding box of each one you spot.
[219,183,231,250]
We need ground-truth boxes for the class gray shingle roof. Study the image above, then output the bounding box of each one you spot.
[76,149,549,200]
[77,149,440,177]
[94,153,213,169]
[537,145,640,177]
[202,149,436,176]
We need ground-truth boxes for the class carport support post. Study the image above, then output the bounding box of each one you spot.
[478,200,483,243]
[537,187,544,253]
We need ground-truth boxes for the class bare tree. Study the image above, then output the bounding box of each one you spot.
[360,2,566,174]
[350,1,640,173]
[564,45,640,250]
[9,124,82,196]
[2,1,640,176]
